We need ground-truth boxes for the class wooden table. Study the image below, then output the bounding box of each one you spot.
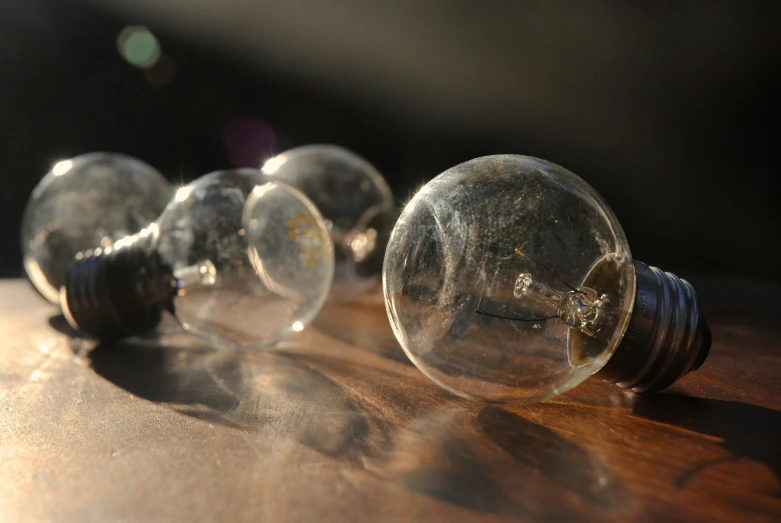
[1,276,779,522]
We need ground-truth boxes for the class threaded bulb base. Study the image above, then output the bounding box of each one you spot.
[61,245,177,340]
[596,260,711,393]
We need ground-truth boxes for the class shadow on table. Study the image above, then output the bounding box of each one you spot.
[48,314,91,340]
[86,338,624,519]
[633,393,781,486]
[311,301,413,366]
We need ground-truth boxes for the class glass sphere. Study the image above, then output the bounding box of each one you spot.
[152,169,334,348]
[262,144,394,299]
[21,153,171,303]
[383,155,636,403]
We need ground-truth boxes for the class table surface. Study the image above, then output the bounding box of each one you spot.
[1,276,780,522]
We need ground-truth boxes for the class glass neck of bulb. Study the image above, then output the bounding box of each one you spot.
[513,273,607,336]
[173,260,217,297]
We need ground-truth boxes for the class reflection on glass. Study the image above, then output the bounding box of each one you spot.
[21,152,172,303]
[61,169,334,349]
[383,155,636,403]
[262,144,395,299]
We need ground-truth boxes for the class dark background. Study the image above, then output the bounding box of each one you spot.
[1,0,779,280]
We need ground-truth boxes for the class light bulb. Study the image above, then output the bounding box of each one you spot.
[21,152,171,303]
[383,155,710,403]
[261,144,395,299]
[60,168,334,349]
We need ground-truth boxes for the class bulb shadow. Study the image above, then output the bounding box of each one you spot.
[48,313,90,339]
[383,401,623,520]
[87,339,374,459]
[86,339,622,518]
[311,302,413,366]
[477,406,621,508]
[632,393,781,486]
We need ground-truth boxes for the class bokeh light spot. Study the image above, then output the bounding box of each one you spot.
[117,26,161,69]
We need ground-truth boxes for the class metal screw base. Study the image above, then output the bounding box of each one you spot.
[596,260,711,393]
[61,245,177,341]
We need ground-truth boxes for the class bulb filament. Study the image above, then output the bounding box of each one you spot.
[514,273,607,336]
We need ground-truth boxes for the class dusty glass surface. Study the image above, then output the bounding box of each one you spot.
[262,145,394,299]
[151,169,334,348]
[21,152,171,303]
[383,155,636,402]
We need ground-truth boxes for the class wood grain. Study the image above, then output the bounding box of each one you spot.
[1,276,779,522]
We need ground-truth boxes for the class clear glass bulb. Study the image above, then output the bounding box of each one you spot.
[261,144,395,299]
[21,152,171,303]
[383,155,637,403]
[61,168,334,349]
